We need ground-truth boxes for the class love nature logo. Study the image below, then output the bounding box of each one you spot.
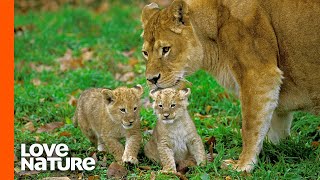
[21,144,95,171]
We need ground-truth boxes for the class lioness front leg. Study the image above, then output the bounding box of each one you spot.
[225,68,283,172]
[122,133,142,164]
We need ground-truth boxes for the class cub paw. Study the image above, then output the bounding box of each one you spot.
[97,144,106,152]
[160,169,176,174]
[122,155,138,164]
[198,161,207,167]
[207,152,217,162]
[221,159,237,170]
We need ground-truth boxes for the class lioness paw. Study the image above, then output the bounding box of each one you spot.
[221,159,254,172]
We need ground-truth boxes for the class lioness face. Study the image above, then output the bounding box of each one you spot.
[141,2,204,90]
[101,85,143,129]
[150,88,190,124]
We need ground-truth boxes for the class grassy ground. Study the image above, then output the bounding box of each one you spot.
[14,1,320,179]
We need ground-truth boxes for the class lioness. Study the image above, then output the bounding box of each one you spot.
[144,88,206,173]
[73,85,143,164]
[141,0,320,172]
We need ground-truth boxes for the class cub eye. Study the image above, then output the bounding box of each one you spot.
[162,47,170,56]
[133,107,137,111]
[170,104,176,108]
[120,108,126,113]
[158,104,163,108]
[142,51,148,57]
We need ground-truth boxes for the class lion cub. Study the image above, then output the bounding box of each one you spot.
[144,88,206,172]
[73,85,143,164]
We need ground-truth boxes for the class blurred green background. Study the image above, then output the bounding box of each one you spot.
[14,0,320,179]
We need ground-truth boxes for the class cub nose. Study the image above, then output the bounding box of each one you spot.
[147,74,161,84]
[163,113,170,119]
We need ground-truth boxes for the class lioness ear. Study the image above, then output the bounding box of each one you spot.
[169,0,189,33]
[149,89,159,100]
[179,88,191,99]
[141,3,160,28]
[101,89,115,105]
[133,84,144,97]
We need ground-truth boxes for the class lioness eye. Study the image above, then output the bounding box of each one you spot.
[134,107,137,111]
[171,104,176,108]
[158,104,163,108]
[120,108,126,113]
[162,47,170,55]
[142,51,148,57]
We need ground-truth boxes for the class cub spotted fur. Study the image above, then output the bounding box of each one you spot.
[73,85,143,164]
[144,88,206,172]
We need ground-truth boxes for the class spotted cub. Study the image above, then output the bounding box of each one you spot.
[144,88,206,172]
[73,85,143,164]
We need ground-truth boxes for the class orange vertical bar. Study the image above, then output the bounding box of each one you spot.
[0,0,14,179]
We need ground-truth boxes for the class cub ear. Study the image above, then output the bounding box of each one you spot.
[169,0,189,33]
[133,84,144,97]
[141,3,160,28]
[101,89,115,105]
[149,89,159,100]
[179,88,191,99]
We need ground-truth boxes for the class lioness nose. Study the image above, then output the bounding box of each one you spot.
[147,74,161,84]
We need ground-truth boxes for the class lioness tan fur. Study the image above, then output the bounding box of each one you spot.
[144,88,206,173]
[141,0,320,172]
[73,85,143,164]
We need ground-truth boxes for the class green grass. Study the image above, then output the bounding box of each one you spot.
[14,2,320,179]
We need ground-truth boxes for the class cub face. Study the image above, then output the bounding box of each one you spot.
[141,1,204,90]
[150,88,190,124]
[101,85,143,129]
